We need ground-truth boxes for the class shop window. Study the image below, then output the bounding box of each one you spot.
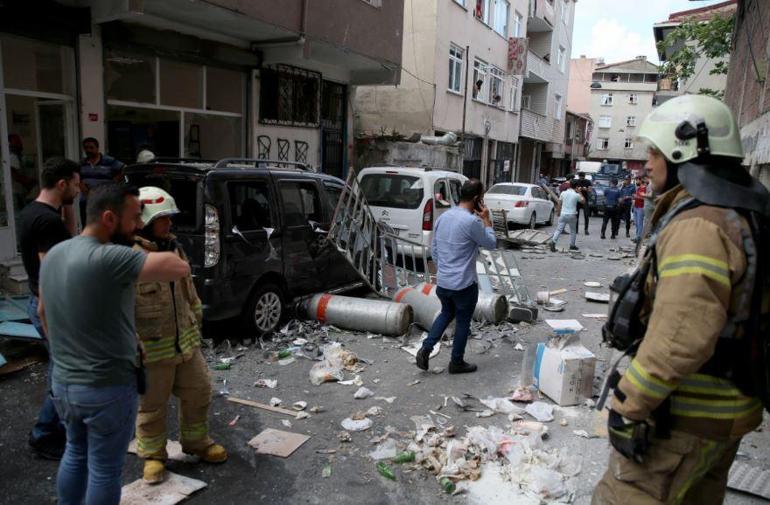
[184,113,242,159]
[106,105,180,162]
[160,60,202,109]
[260,65,320,127]
[105,50,156,104]
[207,67,244,114]
[1,35,73,95]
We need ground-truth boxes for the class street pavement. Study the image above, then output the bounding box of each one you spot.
[0,215,767,504]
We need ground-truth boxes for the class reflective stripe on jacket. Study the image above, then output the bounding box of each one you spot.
[612,186,763,440]
[134,236,202,364]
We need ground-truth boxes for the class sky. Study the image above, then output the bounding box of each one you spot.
[571,0,728,65]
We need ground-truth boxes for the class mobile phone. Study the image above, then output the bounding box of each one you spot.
[474,197,484,212]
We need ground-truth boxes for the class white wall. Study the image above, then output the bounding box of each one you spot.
[78,26,105,149]
[588,84,656,161]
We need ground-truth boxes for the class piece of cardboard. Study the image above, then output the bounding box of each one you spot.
[121,471,206,505]
[544,319,584,335]
[248,428,310,458]
[533,341,596,406]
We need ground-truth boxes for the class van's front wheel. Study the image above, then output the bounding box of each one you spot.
[244,283,284,336]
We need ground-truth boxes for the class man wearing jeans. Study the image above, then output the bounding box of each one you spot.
[549,180,584,252]
[39,183,191,505]
[18,158,80,460]
[415,180,497,374]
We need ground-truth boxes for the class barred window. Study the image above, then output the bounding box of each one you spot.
[260,64,321,127]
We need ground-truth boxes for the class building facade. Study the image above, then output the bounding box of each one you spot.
[724,0,770,190]
[583,57,659,172]
[563,110,592,172]
[653,0,736,104]
[355,0,530,188]
[0,0,404,262]
[517,0,576,181]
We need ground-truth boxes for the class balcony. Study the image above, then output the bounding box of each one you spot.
[520,109,560,143]
[524,50,548,84]
[528,0,554,32]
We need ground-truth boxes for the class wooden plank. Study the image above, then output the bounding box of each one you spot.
[227,397,300,417]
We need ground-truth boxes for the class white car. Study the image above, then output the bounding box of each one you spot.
[357,166,468,257]
[484,183,555,229]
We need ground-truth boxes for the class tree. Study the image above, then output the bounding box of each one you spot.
[657,14,734,99]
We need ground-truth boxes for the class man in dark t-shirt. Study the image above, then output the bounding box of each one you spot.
[17,158,80,460]
[573,172,593,234]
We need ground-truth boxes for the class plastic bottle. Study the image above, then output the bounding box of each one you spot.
[277,349,293,359]
[393,451,415,464]
[376,462,396,481]
[213,362,231,371]
[439,477,456,494]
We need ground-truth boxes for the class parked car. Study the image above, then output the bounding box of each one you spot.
[125,158,361,335]
[484,183,555,229]
[357,166,468,257]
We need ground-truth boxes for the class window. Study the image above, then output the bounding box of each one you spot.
[493,0,510,37]
[597,138,609,150]
[509,76,519,111]
[207,67,245,114]
[625,138,634,149]
[475,0,491,23]
[513,11,524,37]
[521,94,531,110]
[280,181,322,227]
[229,181,273,231]
[557,46,566,73]
[629,93,638,104]
[448,45,464,93]
[598,115,612,128]
[160,60,203,108]
[626,116,637,127]
[489,66,505,106]
[554,94,563,120]
[449,179,462,205]
[324,183,343,209]
[601,93,613,106]
[434,180,451,208]
[487,184,527,196]
[473,59,488,101]
[359,174,424,209]
[105,50,156,103]
[260,64,321,127]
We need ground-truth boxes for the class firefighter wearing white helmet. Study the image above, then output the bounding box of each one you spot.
[133,186,227,485]
[593,95,769,504]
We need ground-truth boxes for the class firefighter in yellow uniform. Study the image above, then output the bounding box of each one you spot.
[134,186,227,484]
[593,95,768,504]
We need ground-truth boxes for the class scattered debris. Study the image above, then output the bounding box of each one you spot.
[338,432,352,443]
[479,397,524,416]
[227,397,300,417]
[248,428,310,458]
[584,281,602,288]
[525,402,555,422]
[254,379,278,389]
[511,386,535,403]
[401,335,440,359]
[582,313,608,319]
[295,411,310,420]
[376,462,397,481]
[309,343,359,386]
[366,406,384,417]
[572,430,594,439]
[310,405,325,414]
[341,417,374,432]
[121,472,206,505]
[269,397,282,407]
[339,375,364,386]
[281,419,293,428]
[559,418,569,427]
[370,439,398,460]
[322,465,333,478]
[376,396,397,404]
[408,380,421,386]
[354,387,375,399]
[727,462,770,499]
[585,291,610,303]
[228,415,241,427]
[292,401,307,411]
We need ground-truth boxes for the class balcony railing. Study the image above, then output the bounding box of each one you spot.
[528,0,555,32]
[520,109,561,143]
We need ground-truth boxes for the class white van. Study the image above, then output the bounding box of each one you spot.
[357,166,468,257]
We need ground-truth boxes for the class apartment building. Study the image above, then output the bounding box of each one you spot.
[517,0,576,181]
[584,57,659,173]
[654,0,737,104]
[0,0,403,262]
[564,111,592,171]
[356,0,530,188]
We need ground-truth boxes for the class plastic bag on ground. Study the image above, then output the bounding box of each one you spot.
[527,466,568,500]
[480,397,525,415]
[369,438,398,460]
[525,401,554,422]
[309,343,357,385]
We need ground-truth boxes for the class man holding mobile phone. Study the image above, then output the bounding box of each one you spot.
[415,179,497,374]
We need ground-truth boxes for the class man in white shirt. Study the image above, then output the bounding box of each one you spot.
[549,180,585,252]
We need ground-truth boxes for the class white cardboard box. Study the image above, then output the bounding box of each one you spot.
[544,319,584,335]
[533,340,596,406]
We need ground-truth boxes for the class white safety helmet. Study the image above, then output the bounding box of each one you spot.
[137,149,156,163]
[139,186,180,226]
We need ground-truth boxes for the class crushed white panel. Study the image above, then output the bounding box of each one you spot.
[728,461,770,500]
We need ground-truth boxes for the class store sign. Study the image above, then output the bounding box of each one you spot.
[508,37,528,75]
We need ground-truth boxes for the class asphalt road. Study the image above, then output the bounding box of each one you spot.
[0,215,767,504]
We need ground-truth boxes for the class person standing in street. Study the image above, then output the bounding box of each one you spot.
[632,177,646,243]
[573,172,592,234]
[642,175,655,239]
[593,95,769,504]
[39,183,191,505]
[18,158,80,460]
[133,186,227,484]
[79,137,125,226]
[601,178,621,240]
[415,180,497,374]
[548,180,584,252]
[618,177,636,238]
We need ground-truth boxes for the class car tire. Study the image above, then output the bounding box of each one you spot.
[528,212,537,229]
[546,209,554,226]
[243,283,285,336]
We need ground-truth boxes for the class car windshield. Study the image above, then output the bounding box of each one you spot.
[360,173,424,209]
[487,184,527,196]
[594,179,611,188]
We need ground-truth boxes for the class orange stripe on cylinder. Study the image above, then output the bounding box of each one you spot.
[421,284,435,295]
[394,287,414,303]
[316,293,333,323]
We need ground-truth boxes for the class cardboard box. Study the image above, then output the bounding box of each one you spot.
[533,339,596,406]
[544,319,584,335]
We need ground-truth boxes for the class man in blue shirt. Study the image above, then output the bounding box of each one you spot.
[79,137,125,227]
[601,178,621,239]
[416,180,497,374]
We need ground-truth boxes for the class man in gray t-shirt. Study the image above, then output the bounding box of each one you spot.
[39,183,190,505]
